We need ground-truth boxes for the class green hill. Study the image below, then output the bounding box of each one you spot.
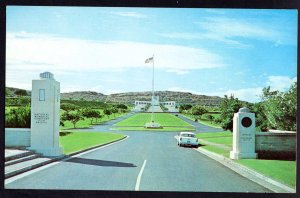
[5,87,223,106]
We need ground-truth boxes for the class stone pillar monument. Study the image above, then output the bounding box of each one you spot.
[30,72,63,156]
[230,107,257,160]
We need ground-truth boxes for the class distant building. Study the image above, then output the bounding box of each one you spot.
[133,96,179,113]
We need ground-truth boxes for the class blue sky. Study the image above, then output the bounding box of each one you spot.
[6,7,297,102]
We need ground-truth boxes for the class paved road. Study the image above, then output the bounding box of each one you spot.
[6,131,271,192]
[5,113,271,192]
[175,114,224,133]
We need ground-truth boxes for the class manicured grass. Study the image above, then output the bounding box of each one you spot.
[237,159,296,188]
[200,145,230,158]
[196,131,232,139]
[198,120,222,128]
[112,126,195,132]
[200,136,233,146]
[196,131,296,188]
[59,132,125,154]
[114,113,193,127]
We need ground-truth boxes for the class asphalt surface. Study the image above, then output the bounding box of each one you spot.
[5,113,271,192]
[175,114,224,133]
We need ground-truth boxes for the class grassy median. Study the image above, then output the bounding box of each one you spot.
[112,126,195,132]
[113,113,194,131]
[196,131,296,188]
[59,132,125,154]
[115,113,193,126]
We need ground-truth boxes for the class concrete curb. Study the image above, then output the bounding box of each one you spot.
[5,136,129,179]
[194,147,296,193]
[65,135,128,158]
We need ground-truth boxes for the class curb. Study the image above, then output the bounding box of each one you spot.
[5,136,128,179]
[65,135,128,158]
[194,147,296,193]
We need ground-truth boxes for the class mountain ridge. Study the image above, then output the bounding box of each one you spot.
[6,87,224,106]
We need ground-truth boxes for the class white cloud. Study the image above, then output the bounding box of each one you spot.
[223,88,263,103]
[6,32,225,75]
[158,32,252,49]
[159,16,294,48]
[198,17,279,40]
[267,76,297,91]
[165,69,189,75]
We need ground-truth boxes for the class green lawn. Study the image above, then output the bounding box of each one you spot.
[196,131,232,139]
[200,145,230,158]
[114,113,193,127]
[196,131,233,146]
[196,131,296,189]
[237,159,296,188]
[59,132,125,154]
[112,126,195,132]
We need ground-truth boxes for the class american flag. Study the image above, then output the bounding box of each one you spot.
[145,57,154,63]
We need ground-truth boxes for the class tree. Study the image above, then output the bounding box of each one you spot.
[17,97,30,106]
[261,83,296,131]
[15,89,28,96]
[82,108,100,124]
[250,102,268,132]
[61,111,83,128]
[116,104,128,110]
[95,111,103,123]
[111,107,118,118]
[61,103,79,112]
[202,114,214,123]
[103,109,112,119]
[189,105,208,120]
[219,94,243,131]
[179,104,192,113]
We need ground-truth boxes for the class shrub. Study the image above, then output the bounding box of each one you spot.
[5,106,31,128]
[219,95,243,132]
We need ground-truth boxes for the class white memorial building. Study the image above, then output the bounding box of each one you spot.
[133,96,178,113]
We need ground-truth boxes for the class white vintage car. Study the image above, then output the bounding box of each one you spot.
[175,132,198,148]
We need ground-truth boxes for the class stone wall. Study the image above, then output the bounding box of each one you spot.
[5,128,31,147]
[255,131,296,159]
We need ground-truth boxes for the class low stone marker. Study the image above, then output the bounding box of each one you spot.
[230,107,257,160]
[29,72,63,156]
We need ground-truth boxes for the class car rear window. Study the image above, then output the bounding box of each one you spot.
[182,134,195,137]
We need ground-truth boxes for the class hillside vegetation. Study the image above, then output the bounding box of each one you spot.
[6,87,224,106]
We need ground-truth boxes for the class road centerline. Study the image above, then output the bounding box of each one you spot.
[135,159,147,191]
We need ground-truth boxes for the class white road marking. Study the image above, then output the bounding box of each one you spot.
[5,136,130,185]
[135,160,147,191]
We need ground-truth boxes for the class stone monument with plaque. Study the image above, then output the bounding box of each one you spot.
[230,107,257,160]
[29,72,63,156]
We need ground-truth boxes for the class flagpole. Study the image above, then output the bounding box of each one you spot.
[151,54,154,123]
